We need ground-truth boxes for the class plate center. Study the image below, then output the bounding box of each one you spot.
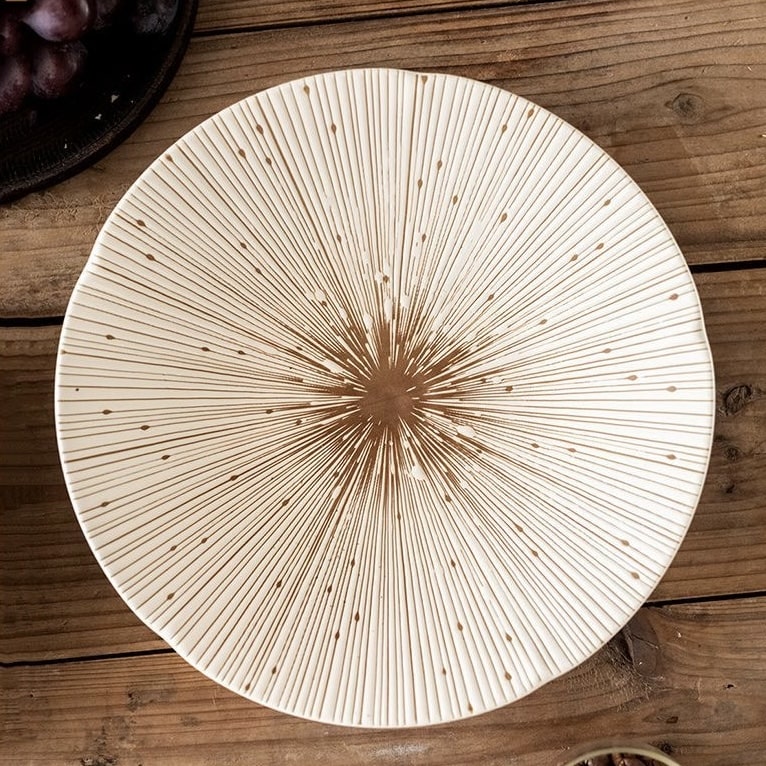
[357,365,423,428]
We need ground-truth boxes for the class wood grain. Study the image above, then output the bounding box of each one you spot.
[2,0,765,318]
[194,0,531,32]
[3,597,765,765]
[2,268,765,662]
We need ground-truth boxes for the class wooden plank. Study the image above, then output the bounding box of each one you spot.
[2,0,765,317]
[0,326,166,661]
[652,268,766,601]
[2,267,765,662]
[194,0,531,33]
[3,597,765,765]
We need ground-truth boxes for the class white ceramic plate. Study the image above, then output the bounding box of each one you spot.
[55,68,715,727]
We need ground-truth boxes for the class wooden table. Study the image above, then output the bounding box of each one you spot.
[2,1,765,763]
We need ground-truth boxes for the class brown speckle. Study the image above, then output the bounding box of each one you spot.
[161,455,170,461]
[627,374,638,381]
[140,425,149,431]
[457,621,463,631]
[334,630,340,640]
[145,253,156,261]
[230,474,238,481]
[452,195,458,205]
[303,84,310,94]
[167,592,174,600]
[275,580,282,588]
[201,346,210,352]
[487,293,495,301]
[105,334,115,340]
[330,123,337,134]
[667,453,677,461]
[238,148,246,158]
[501,123,508,133]
[441,667,447,675]
[630,571,640,580]
[421,233,427,243]
[417,178,423,188]
[354,611,360,622]
[272,666,277,674]
[669,292,679,301]
[256,124,264,134]
[165,154,173,162]
[100,501,109,507]
[102,409,111,415]
[596,242,604,250]
[505,385,513,392]
[667,385,677,392]
[504,671,512,681]
[265,157,272,165]
[136,219,146,227]
[436,159,443,170]
[603,198,611,206]
[570,253,578,262]
[505,633,512,642]
[499,212,508,222]
[620,539,630,547]
[527,108,534,118]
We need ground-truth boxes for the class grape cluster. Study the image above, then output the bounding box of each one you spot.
[0,0,179,115]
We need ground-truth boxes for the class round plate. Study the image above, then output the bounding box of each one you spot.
[55,68,715,727]
[0,0,197,204]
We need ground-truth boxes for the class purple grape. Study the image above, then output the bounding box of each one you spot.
[0,9,25,56]
[31,39,87,99]
[0,54,31,115]
[131,0,178,35]
[23,0,93,42]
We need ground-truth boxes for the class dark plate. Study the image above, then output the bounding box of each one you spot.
[0,0,197,204]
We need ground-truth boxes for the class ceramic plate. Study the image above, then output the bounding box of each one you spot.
[55,68,715,727]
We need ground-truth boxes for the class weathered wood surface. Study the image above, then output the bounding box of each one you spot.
[2,268,764,663]
[2,0,765,318]
[194,0,534,32]
[3,597,765,765]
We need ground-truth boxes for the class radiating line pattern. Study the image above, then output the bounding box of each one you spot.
[55,68,715,727]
